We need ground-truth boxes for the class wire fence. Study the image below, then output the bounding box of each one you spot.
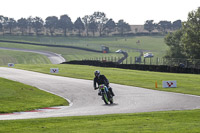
[83,56,200,69]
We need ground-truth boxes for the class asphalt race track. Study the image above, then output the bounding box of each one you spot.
[0,67,200,120]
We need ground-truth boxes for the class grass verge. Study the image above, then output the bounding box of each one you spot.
[1,109,200,133]
[0,77,68,113]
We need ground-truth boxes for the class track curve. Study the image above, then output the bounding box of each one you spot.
[0,67,200,120]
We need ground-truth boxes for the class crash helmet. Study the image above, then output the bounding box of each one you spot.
[94,70,100,77]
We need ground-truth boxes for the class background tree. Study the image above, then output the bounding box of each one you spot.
[0,23,2,32]
[117,19,131,36]
[0,15,3,23]
[5,18,16,34]
[157,21,172,34]
[135,28,138,33]
[144,20,155,34]
[172,20,182,30]
[88,17,98,37]
[0,16,8,35]
[27,16,34,35]
[92,12,108,36]
[164,7,200,59]
[104,19,116,35]
[45,16,58,36]
[59,15,73,37]
[32,17,44,36]
[82,15,90,37]
[0,16,4,33]
[74,17,85,36]
[181,7,200,59]
[164,30,186,58]
[17,18,28,35]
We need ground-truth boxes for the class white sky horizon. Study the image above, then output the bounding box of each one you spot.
[0,0,199,25]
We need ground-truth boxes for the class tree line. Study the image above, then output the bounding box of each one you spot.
[0,12,131,37]
[0,11,182,37]
[165,7,200,60]
[144,20,182,34]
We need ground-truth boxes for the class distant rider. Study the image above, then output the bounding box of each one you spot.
[93,70,115,96]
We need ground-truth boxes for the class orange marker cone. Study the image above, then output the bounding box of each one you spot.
[155,81,158,88]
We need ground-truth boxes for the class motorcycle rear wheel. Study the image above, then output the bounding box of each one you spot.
[110,98,113,104]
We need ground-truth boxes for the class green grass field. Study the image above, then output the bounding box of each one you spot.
[0,36,167,53]
[0,64,200,132]
[0,41,124,64]
[1,107,200,132]
[0,36,168,63]
[0,77,68,113]
[0,49,51,65]
[1,36,199,132]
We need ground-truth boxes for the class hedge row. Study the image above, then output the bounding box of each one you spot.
[62,60,200,74]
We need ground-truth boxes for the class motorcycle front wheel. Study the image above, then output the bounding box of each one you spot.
[102,93,109,104]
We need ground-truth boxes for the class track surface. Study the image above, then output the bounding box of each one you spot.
[0,67,200,120]
[0,47,66,64]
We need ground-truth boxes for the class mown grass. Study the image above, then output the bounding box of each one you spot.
[0,49,51,65]
[0,36,167,52]
[0,77,68,113]
[1,109,200,133]
[14,64,200,96]
[1,64,200,132]
[0,42,124,63]
[1,36,199,132]
[0,36,168,61]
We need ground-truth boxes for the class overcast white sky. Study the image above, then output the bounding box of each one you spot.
[0,0,199,24]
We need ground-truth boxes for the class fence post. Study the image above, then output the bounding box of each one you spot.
[134,57,136,64]
[156,58,158,65]
[178,58,180,66]
[130,57,132,64]
[163,58,165,65]
[150,57,152,65]
[185,59,188,68]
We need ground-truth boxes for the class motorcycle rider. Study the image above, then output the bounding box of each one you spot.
[93,70,115,96]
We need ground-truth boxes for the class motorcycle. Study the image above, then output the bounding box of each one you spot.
[98,84,113,105]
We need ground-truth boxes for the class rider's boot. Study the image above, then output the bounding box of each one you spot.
[98,90,102,96]
[108,87,115,96]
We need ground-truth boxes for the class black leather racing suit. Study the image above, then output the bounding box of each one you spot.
[93,75,114,96]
